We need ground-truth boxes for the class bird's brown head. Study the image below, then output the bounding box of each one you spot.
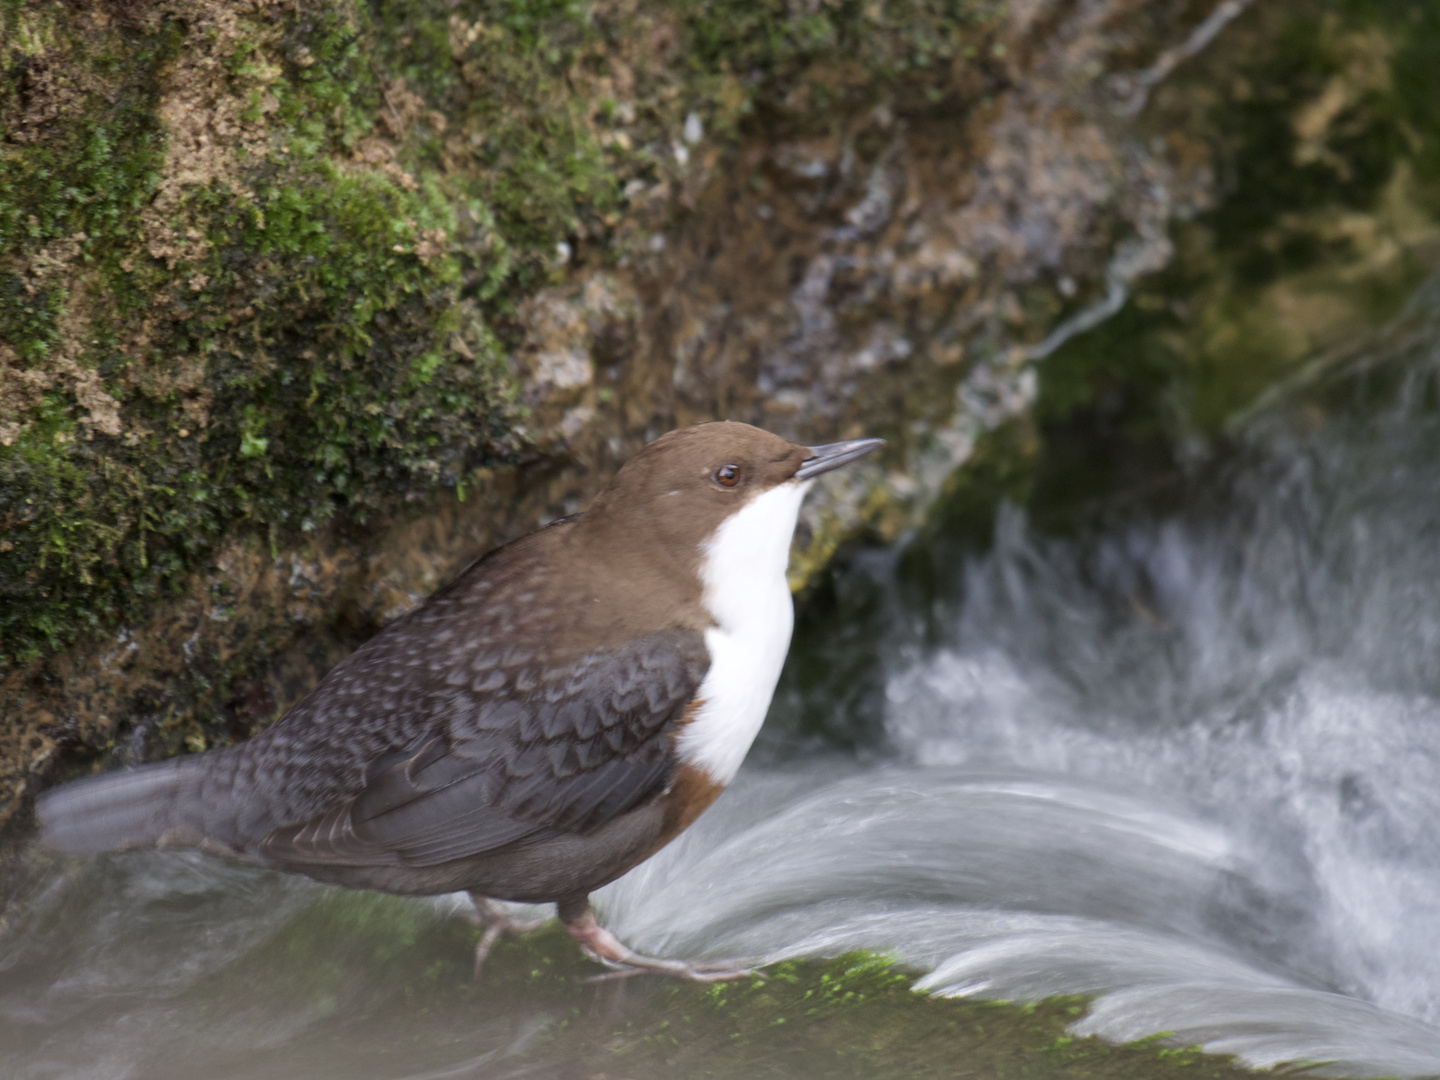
[572,421,882,601]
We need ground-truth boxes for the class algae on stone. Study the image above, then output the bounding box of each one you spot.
[103,877,1272,1080]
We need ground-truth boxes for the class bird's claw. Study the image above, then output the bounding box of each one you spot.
[465,894,549,977]
[561,903,763,984]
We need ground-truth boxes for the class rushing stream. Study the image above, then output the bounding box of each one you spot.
[9,273,1440,1077]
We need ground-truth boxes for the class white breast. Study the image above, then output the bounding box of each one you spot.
[676,478,813,785]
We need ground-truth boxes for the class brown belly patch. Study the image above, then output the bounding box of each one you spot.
[662,761,726,835]
[630,698,727,863]
[623,761,726,871]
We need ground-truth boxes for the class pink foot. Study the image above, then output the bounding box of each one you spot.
[559,900,761,983]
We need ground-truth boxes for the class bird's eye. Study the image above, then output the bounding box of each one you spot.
[713,463,742,488]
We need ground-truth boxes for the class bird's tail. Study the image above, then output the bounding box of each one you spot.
[37,759,201,854]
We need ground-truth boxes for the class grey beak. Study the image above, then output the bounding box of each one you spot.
[795,437,885,480]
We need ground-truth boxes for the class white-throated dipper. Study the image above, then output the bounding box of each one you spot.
[38,422,882,981]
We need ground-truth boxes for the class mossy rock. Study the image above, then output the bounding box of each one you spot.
[84,878,1276,1079]
[0,0,1022,821]
[0,0,1005,671]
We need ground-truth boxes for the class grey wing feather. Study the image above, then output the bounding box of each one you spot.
[259,629,708,869]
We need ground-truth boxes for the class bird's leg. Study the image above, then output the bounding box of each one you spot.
[464,893,549,977]
[557,895,760,984]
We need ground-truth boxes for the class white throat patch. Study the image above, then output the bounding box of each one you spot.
[676,478,813,785]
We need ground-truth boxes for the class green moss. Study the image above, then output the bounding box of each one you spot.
[370,0,615,268]
[1,16,178,659]
[678,0,998,120]
[0,4,521,668]
[578,957,1259,1080]
[0,34,170,362]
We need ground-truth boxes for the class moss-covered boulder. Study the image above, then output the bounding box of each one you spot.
[0,0,1024,819]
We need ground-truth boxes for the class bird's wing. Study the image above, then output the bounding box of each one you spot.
[257,628,709,869]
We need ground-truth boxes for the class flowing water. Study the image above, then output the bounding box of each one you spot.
[10,275,1440,1078]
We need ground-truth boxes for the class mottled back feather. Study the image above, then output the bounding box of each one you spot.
[258,628,708,868]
